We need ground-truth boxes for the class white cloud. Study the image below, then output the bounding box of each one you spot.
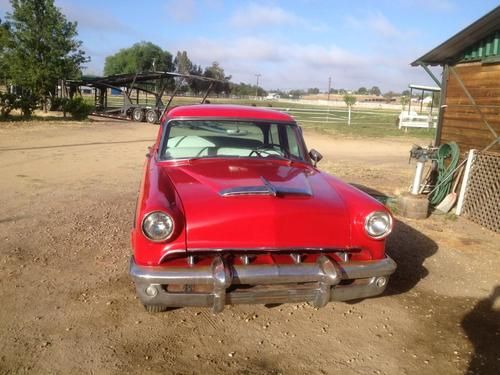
[368,12,399,37]
[347,11,401,38]
[229,2,328,32]
[168,36,439,91]
[57,1,132,33]
[165,0,197,23]
[402,0,455,12]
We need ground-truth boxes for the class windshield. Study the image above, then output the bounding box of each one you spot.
[160,120,305,161]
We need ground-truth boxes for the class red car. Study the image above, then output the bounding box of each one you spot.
[129,104,396,313]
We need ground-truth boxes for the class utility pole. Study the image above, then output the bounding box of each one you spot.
[255,74,261,99]
[327,76,331,101]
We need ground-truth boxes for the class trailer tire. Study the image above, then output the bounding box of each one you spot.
[146,109,159,124]
[132,108,145,122]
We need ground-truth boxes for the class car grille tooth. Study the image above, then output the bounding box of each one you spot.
[290,253,302,264]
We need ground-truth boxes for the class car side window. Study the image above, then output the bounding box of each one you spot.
[269,123,280,145]
[285,126,301,158]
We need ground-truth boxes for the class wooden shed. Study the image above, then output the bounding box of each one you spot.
[412,6,499,233]
[411,5,500,155]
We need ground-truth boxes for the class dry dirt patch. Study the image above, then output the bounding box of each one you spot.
[0,121,498,374]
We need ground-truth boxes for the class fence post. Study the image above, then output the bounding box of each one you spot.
[455,149,476,215]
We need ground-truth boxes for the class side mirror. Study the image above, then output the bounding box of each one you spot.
[309,149,323,167]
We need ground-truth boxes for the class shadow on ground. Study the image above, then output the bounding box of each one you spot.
[461,286,500,375]
[385,218,438,296]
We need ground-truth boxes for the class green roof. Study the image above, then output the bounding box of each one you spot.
[462,31,500,62]
[412,6,500,66]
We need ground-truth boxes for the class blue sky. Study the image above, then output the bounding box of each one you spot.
[1,0,498,92]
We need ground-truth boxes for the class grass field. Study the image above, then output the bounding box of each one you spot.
[168,96,436,140]
[3,93,436,140]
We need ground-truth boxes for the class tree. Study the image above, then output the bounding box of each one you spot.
[357,87,367,95]
[203,61,230,95]
[174,51,193,74]
[401,89,411,97]
[104,42,173,75]
[343,94,357,126]
[5,0,88,107]
[307,88,320,95]
[0,18,11,80]
[369,86,381,96]
[289,89,305,99]
[187,64,203,94]
[230,82,266,97]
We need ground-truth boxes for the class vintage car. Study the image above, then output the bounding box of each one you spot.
[129,104,396,313]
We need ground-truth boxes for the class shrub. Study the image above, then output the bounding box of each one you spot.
[0,92,17,117]
[63,97,93,120]
[17,93,38,117]
[0,91,38,118]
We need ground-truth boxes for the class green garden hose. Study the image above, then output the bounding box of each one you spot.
[429,142,460,205]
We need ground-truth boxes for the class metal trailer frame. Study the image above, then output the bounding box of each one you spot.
[65,72,226,124]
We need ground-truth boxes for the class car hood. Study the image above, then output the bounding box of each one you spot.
[161,159,350,250]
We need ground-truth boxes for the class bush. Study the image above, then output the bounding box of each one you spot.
[0,91,38,118]
[0,92,17,117]
[17,93,38,117]
[63,97,93,120]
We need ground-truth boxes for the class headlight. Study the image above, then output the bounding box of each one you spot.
[142,211,174,241]
[364,211,393,239]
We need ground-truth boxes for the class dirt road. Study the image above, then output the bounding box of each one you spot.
[0,120,498,374]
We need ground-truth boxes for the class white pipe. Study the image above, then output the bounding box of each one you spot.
[411,161,425,195]
[456,149,476,215]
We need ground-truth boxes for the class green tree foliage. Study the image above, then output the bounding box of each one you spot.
[289,89,305,99]
[230,82,266,97]
[343,94,357,126]
[369,86,381,96]
[357,87,368,95]
[307,88,320,95]
[5,0,88,100]
[187,64,204,94]
[174,50,193,74]
[0,18,12,78]
[203,61,230,95]
[104,42,173,75]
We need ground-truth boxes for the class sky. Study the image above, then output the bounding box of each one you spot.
[1,0,499,92]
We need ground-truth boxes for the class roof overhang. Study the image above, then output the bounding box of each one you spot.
[408,84,441,92]
[411,5,500,66]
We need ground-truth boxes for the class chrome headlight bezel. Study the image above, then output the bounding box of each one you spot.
[364,211,393,239]
[141,211,175,242]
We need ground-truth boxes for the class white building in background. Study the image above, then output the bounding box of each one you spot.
[265,93,280,100]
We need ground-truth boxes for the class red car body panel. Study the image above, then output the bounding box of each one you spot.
[160,104,293,123]
[164,158,350,250]
[131,104,390,267]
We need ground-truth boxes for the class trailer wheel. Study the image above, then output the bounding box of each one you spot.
[146,109,159,124]
[132,108,145,122]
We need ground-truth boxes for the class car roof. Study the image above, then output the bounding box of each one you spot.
[166,104,295,123]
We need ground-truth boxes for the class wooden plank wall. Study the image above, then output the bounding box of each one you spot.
[440,62,500,154]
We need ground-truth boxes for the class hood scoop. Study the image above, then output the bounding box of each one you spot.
[219,177,312,197]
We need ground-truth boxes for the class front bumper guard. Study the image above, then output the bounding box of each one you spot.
[129,255,396,313]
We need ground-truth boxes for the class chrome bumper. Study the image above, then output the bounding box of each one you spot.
[129,255,396,313]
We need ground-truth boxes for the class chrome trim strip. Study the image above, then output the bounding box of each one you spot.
[219,176,313,197]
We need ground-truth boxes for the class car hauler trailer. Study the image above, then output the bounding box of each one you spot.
[65,72,227,124]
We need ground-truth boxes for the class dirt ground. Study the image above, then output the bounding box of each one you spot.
[0,119,498,375]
